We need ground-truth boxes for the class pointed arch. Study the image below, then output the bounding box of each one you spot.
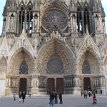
[77,47,100,64]
[77,1,83,9]
[37,38,75,59]
[18,1,25,10]
[7,47,35,75]
[9,47,34,62]
[83,1,90,11]
[77,34,101,64]
[27,1,33,9]
[76,48,100,74]
[36,38,75,74]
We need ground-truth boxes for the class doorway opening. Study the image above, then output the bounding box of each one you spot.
[47,78,64,94]
[84,77,91,90]
[19,78,27,93]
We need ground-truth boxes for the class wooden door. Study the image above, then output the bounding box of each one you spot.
[84,77,91,90]
[47,78,55,94]
[56,78,64,94]
[19,78,27,93]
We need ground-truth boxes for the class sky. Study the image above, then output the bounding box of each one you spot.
[0,0,107,34]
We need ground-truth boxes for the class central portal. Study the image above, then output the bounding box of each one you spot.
[84,77,91,90]
[19,78,27,93]
[47,78,64,94]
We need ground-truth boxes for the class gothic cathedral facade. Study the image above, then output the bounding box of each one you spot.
[0,0,107,96]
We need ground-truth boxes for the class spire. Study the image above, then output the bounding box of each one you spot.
[3,0,17,15]
[92,0,102,12]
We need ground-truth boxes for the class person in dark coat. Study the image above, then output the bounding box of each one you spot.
[59,92,63,104]
[49,91,55,106]
[100,90,102,95]
[19,91,22,102]
[21,91,26,103]
[93,93,97,104]
[54,91,58,104]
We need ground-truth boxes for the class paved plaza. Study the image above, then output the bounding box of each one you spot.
[0,94,107,107]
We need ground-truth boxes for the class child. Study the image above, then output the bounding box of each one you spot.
[93,93,97,104]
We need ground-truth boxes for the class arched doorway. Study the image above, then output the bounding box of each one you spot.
[19,78,27,93]
[47,78,55,94]
[84,77,91,90]
[56,78,64,94]
[78,50,100,91]
[36,39,75,94]
[47,78,64,94]
[7,48,34,95]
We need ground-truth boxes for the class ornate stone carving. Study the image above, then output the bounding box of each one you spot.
[82,60,90,74]
[42,9,68,32]
[19,60,28,74]
[47,53,64,74]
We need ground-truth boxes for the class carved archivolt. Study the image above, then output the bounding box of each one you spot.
[36,39,75,74]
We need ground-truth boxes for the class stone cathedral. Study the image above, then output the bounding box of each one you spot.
[0,0,107,96]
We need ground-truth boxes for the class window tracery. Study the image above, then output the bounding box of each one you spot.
[82,60,90,74]
[42,9,68,32]
[47,53,64,74]
[19,60,28,74]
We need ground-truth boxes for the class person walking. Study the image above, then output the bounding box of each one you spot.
[28,91,31,98]
[93,93,97,104]
[21,91,26,103]
[13,92,16,101]
[100,90,102,95]
[54,91,58,104]
[19,91,22,102]
[81,90,83,97]
[84,90,87,99]
[50,91,55,106]
[59,92,63,104]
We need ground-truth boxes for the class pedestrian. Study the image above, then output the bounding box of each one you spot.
[100,90,102,95]
[93,93,97,104]
[59,92,63,104]
[84,90,87,99]
[28,91,31,98]
[88,91,92,97]
[54,91,58,104]
[49,91,51,104]
[19,91,22,102]
[21,91,26,103]
[81,90,83,97]
[13,92,16,101]
[49,91,55,106]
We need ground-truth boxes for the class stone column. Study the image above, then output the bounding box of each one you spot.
[37,13,40,32]
[2,18,6,35]
[73,76,81,95]
[31,77,39,95]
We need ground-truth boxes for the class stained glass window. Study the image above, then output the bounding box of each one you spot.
[82,60,90,74]
[47,53,64,74]
[19,60,28,74]
[42,9,68,32]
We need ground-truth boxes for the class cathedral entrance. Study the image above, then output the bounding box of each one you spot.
[19,78,27,93]
[56,78,64,94]
[47,78,55,94]
[84,77,91,90]
[47,78,64,94]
